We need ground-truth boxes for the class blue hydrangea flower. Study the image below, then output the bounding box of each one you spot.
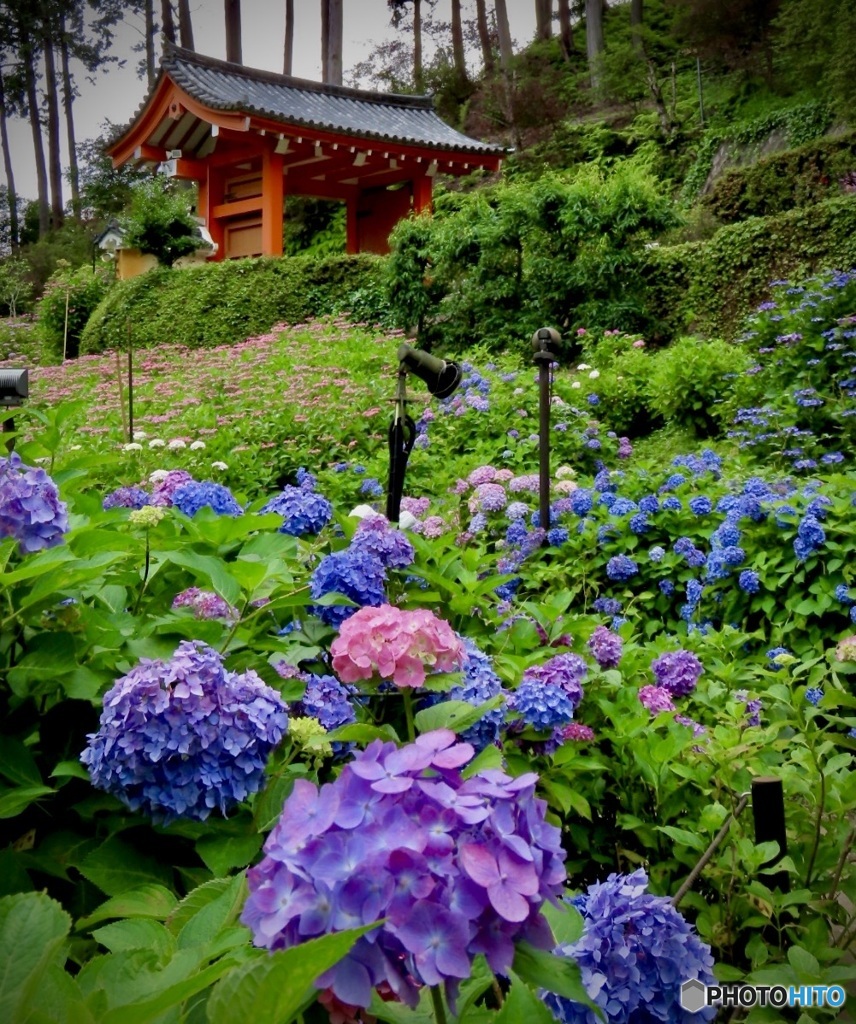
[171,480,243,517]
[543,869,716,1024]
[103,486,151,510]
[629,513,650,535]
[639,495,659,514]
[352,516,415,569]
[80,641,288,824]
[689,496,712,515]
[423,638,507,751]
[805,687,824,706]
[547,527,569,546]
[659,579,675,596]
[296,673,357,731]
[0,452,69,553]
[310,547,387,627]
[360,478,383,498]
[794,515,825,560]
[506,521,529,546]
[661,496,682,511]
[649,545,665,562]
[569,490,593,516]
[739,570,760,594]
[510,677,577,730]
[259,485,333,536]
[609,497,638,517]
[835,584,853,604]
[766,647,791,670]
[606,555,638,582]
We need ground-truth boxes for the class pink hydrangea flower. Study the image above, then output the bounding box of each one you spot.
[331,605,465,688]
[467,465,497,486]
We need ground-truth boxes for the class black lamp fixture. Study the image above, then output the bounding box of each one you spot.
[386,344,461,523]
[1,368,28,453]
[531,328,560,537]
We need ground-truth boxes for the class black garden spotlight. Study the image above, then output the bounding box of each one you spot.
[386,344,461,523]
[532,328,561,537]
[1,368,28,453]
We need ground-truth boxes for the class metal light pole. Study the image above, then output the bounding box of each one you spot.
[531,327,560,537]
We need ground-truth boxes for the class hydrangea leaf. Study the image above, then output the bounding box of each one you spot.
[77,886,179,931]
[414,695,503,735]
[0,892,72,1022]
[512,941,594,1007]
[206,925,378,1024]
[495,970,559,1024]
[541,901,585,948]
[195,833,263,878]
[76,836,173,897]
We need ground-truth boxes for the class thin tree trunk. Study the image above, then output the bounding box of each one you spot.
[225,0,242,64]
[450,0,467,83]
[0,73,19,249]
[630,0,643,55]
[322,0,342,85]
[178,0,194,49]
[283,0,294,74]
[585,0,604,91]
[493,0,521,149]
[558,0,574,57]
[475,0,494,73]
[413,0,424,91]
[535,0,552,40]
[145,0,156,87]
[23,56,50,236]
[41,9,64,229]
[161,0,176,46]
[59,16,80,220]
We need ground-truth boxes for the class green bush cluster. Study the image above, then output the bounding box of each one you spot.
[35,264,113,360]
[646,195,856,340]
[80,253,387,353]
[702,130,856,223]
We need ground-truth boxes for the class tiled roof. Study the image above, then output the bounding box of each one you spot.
[160,44,504,156]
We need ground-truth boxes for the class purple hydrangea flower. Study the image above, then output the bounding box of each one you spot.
[103,486,151,510]
[543,869,716,1024]
[80,641,288,824]
[259,485,333,536]
[651,650,704,697]
[638,685,676,714]
[241,731,566,1010]
[309,547,387,627]
[592,597,622,616]
[522,653,586,709]
[150,469,193,506]
[351,515,415,569]
[0,452,69,553]
[172,587,238,621]
[171,480,243,517]
[588,626,622,669]
[295,673,357,732]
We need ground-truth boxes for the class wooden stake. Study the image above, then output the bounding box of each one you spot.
[127,320,134,443]
[115,347,128,442]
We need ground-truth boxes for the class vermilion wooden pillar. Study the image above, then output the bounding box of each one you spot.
[346,197,359,255]
[204,164,225,261]
[412,174,432,214]
[261,149,285,256]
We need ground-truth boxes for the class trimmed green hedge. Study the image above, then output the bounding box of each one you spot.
[701,130,856,223]
[645,195,856,340]
[80,253,386,353]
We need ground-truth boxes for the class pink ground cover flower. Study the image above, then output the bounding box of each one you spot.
[331,604,465,688]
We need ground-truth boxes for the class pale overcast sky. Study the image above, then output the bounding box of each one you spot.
[2,0,540,204]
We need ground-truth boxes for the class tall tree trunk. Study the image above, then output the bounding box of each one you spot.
[535,0,552,40]
[321,0,342,85]
[41,9,64,229]
[585,0,604,91]
[225,0,242,63]
[283,0,294,74]
[0,73,19,249]
[178,0,194,49]
[493,0,521,149]
[23,56,50,236]
[413,0,424,92]
[450,0,467,83]
[145,0,156,87]
[59,15,80,220]
[161,0,176,46]
[630,0,643,55]
[558,0,575,57]
[475,0,494,73]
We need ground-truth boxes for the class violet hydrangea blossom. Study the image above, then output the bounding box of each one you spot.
[587,626,623,669]
[651,650,704,697]
[172,587,238,622]
[80,640,288,824]
[542,869,716,1023]
[103,485,151,510]
[0,452,69,553]
[241,730,567,1010]
[350,514,415,569]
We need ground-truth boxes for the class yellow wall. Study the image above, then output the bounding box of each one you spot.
[116,248,158,280]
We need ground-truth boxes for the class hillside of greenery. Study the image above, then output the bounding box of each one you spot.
[2,3,856,1022]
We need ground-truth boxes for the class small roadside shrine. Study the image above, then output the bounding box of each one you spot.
[107,43,505,261]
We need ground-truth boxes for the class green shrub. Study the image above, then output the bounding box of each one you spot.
[80,253,386,353]
[588,347,664,437]
[645,194,856,340]
[646,335,749,436]
[701,130,856,223]
[122,179,203,268]
[36,263,113,359]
